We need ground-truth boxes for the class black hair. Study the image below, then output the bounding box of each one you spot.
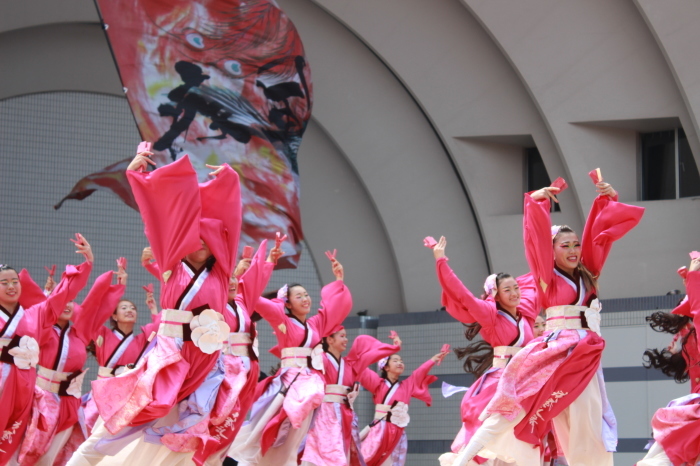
[0,265,17,274]
[110,300,138,331]
[380,354,400,379]
[642,311,693,384]
[454,273,514,379]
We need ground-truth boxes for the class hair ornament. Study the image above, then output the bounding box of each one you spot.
[378,357,389,371]
[483,273,498,297]
[277,284,288,302]
[551,225,562,239]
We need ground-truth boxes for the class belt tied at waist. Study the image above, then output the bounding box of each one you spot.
[281,347,312,368]
[158,308,230,354]
[223,332,252,357]
[545,305,591,332]
[323,384,350,403]
[36,365,86,398]
[372,402,410,427]
[492,345,522,369]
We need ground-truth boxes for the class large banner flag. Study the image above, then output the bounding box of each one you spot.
[57,0,312,268]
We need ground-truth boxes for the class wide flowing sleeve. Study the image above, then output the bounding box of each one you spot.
[345,335,400,380]
[72,271,126,345]
[671,296,691,317]
[126,155,202,281]
[309,280,353,338]
[18,269,47,309]
[142,260,161,280]
[523,194,555,296]
[686,271,700,356]
[516,273,540,321]
[39,261,93,334]
[238,240,275,315]
[198,164,242,276]
[580,195,645,277]
[436,257,493,326]
[358,367,385,396]
[403,359,437,406]
[254,296,289,358]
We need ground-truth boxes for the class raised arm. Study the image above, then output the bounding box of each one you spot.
[345,335,401,380]
[18,270,47,309]
[515,273,540,321]
[237,240,275,314]
[403,357,439,406]
[141,246,161,280]
[358,366,385,395]
[523,191,557,295]
[198,164,242,276]
[126,154,202,280]
[72,270,125,345]
[310,254,352,336]
[580,183,645,277]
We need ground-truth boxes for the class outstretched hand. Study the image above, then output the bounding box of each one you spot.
[127,151,156,172]
[433,236,446,260]
[431,350,448,365]
[326,250,344,281]
[595,182,617,199]
[116,257,128,286]
[690,257,700,273]
[530,186,560,203]
[206,164,226,177]
[234,258,252,278]
[71,234,94,263]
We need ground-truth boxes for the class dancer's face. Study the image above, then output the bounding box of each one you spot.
[113,300,137,324]
[553,232,581,274]
[0,270,21,308]
[59,302,75,323]
[494,277,520,311]
[533,315,546,337]
[186,239,211,265]
[286,286,311,318]
[327,329,348,354]
[228,276,238,301]
[385,354,404,377]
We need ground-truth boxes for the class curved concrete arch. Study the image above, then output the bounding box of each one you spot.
[280,0,489,310]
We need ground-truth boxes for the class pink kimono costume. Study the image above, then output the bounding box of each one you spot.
[467,192,644,465]
[18,271,125,466]
[0,262,92,465]
[228,280,353,466]
[359,359,438,466]
[669,297,700,393]
[74,156,241,461]
[434,258,537,465]
[83,311,160,434]
[300,335,401,466]
[193,241,275,465]
[638,270,700,466]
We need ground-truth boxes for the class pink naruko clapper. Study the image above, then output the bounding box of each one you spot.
[117,257,128,270]
[137,141,152,154]
[678,266,688,280]
[44,265,56,277]
[550,177,568,193]
[690,251,700,260]
[275,232,288,249]
[69,233,83,246]
[142,283,154,293]
[242,246,254,259]
[588,168,603,184]
[438,343,451,365]
[423,236,438,249]
[388,330,399,340]
[325,249,337,261]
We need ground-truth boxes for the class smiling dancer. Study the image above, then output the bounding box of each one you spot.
[460,173,644,466]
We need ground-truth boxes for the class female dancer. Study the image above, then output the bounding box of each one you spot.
[68,148,242,465]
[82,279,160,435]
[0,234,93,464]
[429,236,538,466]
[228,252,351,466]
[637,256,700,466]
[300,330,402,466]
[359,344,448,466]
[195,239,282,465]
[643,266,699,393]
[18,259,127,466]
[460,174,645,465]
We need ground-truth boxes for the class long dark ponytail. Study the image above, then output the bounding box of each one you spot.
[642,310,693,384]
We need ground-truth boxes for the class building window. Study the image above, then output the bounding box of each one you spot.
[640,128,700,200]
[525,147,560,211]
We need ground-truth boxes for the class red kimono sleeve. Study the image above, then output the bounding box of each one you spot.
[237,240,274,315]
[142,260,160,280]
[516,273,540,321]
[198,164,242,277]
[39,261,93,335]
[523,194,555,296]
[403,359,437,406]
[358,367,385,396]
[345,335,400,381]
[309,280,353,338]
[126,155,201,281]
[436,257,490,325]
[18,269,47,309]
[580,195,645,277]
[72,271,126,346]
[254,297,288,358]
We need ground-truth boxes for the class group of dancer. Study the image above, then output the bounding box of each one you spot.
[0,143,697,466]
